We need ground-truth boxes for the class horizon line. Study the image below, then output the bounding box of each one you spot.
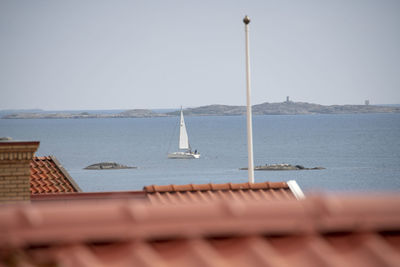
[1,101,400,112]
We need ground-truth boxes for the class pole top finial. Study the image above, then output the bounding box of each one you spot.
[243,15,250,25]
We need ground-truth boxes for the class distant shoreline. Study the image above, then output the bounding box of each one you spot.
[2,102,400,119]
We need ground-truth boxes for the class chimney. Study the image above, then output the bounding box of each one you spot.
[0,140,39,203]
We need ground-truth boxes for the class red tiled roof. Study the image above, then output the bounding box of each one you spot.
[0,195,399,266]
[144,181,300,204]
[31,191,147,201]
[30,156,81,194]
[30,180,303,202]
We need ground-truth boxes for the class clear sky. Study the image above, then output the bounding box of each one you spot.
[0,0,399,110]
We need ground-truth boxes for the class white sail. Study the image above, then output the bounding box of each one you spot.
[178,110,189,150]
[168,108,200,159]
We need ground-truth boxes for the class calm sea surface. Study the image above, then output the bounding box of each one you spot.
[1,113,399,193]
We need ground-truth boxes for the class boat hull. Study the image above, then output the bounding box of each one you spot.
[168,152,200,159]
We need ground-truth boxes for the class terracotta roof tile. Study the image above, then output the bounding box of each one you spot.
[0,195,400,266]
[143,181,298,204]
[30,156,81,194]
[144,181,289,193]
[29,180,301,203]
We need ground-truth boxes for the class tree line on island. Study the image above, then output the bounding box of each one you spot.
[2,101,400,119]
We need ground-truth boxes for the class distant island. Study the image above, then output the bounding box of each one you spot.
[2,109,168,119]
[168,102,400,116]
[2,101,400,119]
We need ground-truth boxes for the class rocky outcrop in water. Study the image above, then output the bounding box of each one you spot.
[84,162,137,170]
[240,163,325,171]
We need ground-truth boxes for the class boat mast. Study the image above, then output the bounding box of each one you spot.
[243,15,255,183]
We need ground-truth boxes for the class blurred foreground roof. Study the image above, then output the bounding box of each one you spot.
[1,194,400,267]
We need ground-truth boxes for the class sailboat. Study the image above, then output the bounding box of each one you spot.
[167,108,200,159]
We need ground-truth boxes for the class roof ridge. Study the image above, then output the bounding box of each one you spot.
[33,156,51,160]
[143,181,288,193]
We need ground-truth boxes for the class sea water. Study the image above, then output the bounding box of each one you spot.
[1,113,399,193]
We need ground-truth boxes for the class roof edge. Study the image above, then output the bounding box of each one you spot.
[287,180,305,199]
[31,190,147,201]
[49,155,82,192]
[0,141,40,146]
[144,181,289,193]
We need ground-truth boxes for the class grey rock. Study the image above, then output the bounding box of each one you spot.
[240,163,325,171]
[84,162,137,170]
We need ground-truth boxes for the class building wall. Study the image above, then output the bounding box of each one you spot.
[0,141,39,203]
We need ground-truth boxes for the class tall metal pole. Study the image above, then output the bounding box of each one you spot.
[243,15,254,183]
